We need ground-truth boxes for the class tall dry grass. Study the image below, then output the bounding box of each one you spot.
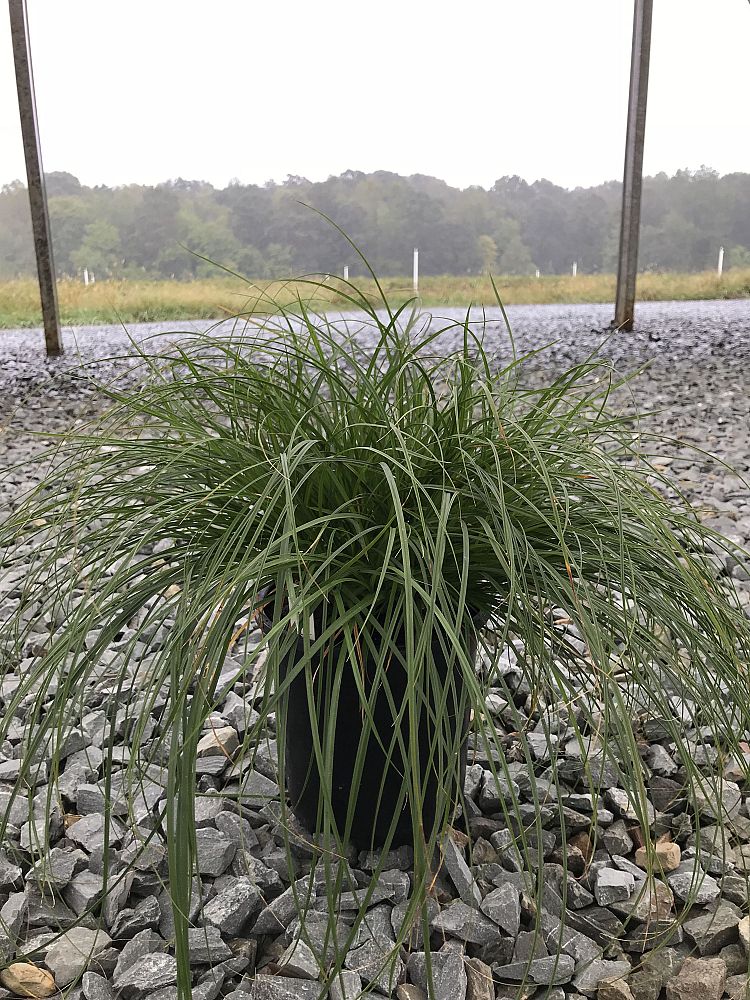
[1,269,749,328]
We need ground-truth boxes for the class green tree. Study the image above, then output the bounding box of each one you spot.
[234,245,266,278]
[119,186,182,273]
[3,167,750,280]
[178,208,240,277]
[476,235,498,274]
[0,181,35,278]
[639,211,701,271]
[71,220,122,277]
[263,243,295,278]
[727,245,750,269]
[495,217,535,275]
[49,197,92,275]
[45,171,82,197]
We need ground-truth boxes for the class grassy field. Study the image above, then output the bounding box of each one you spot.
[2,269,750,329]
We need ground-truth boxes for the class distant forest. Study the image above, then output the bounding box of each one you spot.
[2,166,749,281]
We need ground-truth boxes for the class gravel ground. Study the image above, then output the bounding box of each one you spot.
[3,300,750,537]
[1,300,750,1000]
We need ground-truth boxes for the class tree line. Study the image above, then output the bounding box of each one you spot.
[1,166,749,281]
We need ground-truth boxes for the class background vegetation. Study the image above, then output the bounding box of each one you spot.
[1,166,750,283]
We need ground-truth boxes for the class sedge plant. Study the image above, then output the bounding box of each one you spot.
[1,272,750,999]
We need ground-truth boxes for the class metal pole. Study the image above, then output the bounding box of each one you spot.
[572,261,578,278]
[343,265,349,281]
[717,246,724,277]
[413,248,419,294]
[9,0,63,355]
[613,0,653,332]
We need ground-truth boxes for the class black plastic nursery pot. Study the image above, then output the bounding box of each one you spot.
[267,607,479,849]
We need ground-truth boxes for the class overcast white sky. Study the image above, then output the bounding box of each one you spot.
[1,1,748,192]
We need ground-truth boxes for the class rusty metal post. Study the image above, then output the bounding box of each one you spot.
[613,0,653,332]
[9,0,63,355]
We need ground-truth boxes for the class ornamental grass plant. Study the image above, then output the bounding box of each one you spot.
[1,268,750,998]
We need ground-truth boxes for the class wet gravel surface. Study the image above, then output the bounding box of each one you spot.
[1,300,750,1000]
[3,299,750,532]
